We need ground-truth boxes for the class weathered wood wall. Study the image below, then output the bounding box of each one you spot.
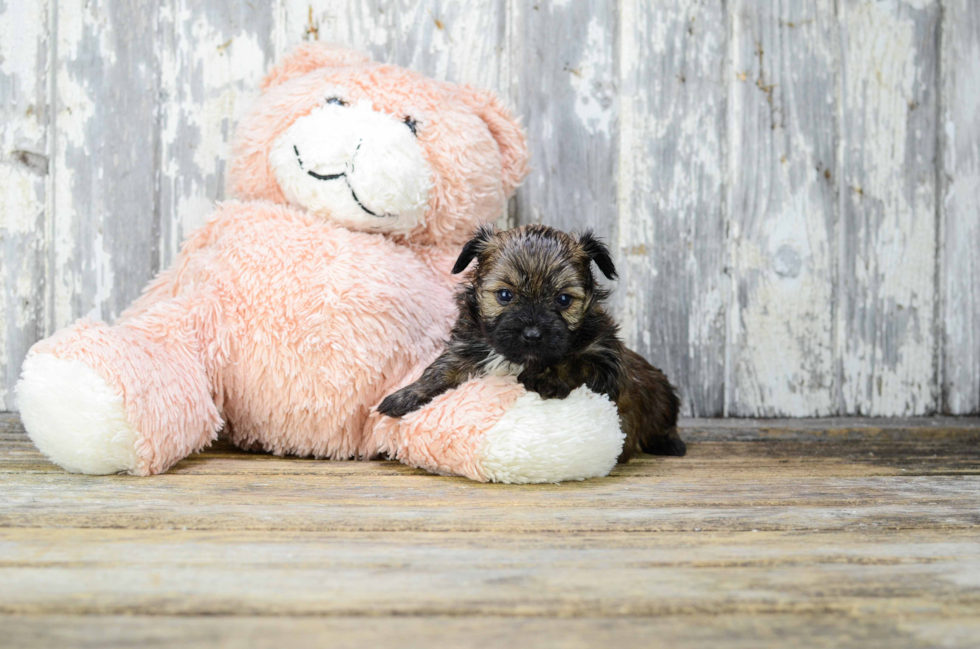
[1,0,978,417]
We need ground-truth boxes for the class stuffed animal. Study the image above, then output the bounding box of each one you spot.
[15,43,624,483]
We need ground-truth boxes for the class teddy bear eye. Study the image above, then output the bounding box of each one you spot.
[403,116,418,136]
[326,97,348,106]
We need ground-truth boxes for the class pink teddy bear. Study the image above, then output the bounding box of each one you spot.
[16,43,623,483]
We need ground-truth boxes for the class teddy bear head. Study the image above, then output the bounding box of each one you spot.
[229,43,530,245]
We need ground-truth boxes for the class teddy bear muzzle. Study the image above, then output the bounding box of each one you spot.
[269,99,433,235]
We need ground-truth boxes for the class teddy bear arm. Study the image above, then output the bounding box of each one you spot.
[363,375,625,484]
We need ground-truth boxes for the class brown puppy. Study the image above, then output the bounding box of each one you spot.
[378,224,685,462]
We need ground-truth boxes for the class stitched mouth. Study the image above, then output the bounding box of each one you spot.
[293,144,391,219]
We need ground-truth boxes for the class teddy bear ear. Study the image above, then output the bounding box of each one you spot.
[261,42,372,92]
[452,86,530,198]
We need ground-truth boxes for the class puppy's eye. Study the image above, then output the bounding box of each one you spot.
[403,116,418,136]
[556,293,573,309]
[326,97,348,106]
[496,289,514,305]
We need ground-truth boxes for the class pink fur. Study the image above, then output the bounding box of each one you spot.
[364,376,525,481]
[123,201,461,460]
[230,49,529,247]
[260,42,372,91]
[30,315,222,476]
[21,44,537,479]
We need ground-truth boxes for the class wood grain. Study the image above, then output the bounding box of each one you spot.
[49,0,162,328]
[6,614,979,649]
[156,1,275,268]
[0,0,48,410]
[1,1,979,415]
[940,0,980,414]
[728,0,838,416]
[1,414,980,647]
[838,0,941,415]
[3,473,977,533]
[2,414,979,535]
[290,0,512,91]
[513,0,618,239]
[615,0,727,417]
[2,527,979,617]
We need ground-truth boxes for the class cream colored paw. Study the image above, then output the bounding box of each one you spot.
[15,354,140,475]
[477,386,624,484]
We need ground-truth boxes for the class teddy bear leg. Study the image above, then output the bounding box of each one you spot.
[365,376,625,484]
[16,298,224,476]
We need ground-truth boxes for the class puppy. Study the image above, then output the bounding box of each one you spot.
[377,224,685,462]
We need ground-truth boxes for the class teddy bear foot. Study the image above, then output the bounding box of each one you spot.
[16,354,140,475]
[477,386,624,484]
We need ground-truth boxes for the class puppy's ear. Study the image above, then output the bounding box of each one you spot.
[452,224,497,274]
[578,230,618,280]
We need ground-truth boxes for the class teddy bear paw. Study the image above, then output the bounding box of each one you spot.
[477,386,624,484]
[16,354,140,475]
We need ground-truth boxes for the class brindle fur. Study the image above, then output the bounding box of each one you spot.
[378,224,685,462]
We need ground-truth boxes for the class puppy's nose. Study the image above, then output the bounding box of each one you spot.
[522,326,542,341]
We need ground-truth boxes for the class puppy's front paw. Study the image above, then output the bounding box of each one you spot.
[518,370,573,400]
[533,381,573,400]
[377,388,429,418]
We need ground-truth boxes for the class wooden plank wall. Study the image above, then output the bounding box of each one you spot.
[1,1,977,417]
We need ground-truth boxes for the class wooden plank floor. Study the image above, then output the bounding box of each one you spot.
[1,414,979,648]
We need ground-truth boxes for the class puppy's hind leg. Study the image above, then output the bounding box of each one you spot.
[640,426,686,457]
[619,410,686,460]
[620,348,685,460]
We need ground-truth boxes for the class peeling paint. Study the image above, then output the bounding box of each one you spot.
[727,0,838,417]
[0,165,40,235]
[839,0,939,415]
[84,230,114,320]
[1,0,47,409]
[616,0,726,416]
[158,2,274,266]
[568,17,614,137]
[1,0,976,416]
[940,0,980,414]
[300,1,506,89]
[516,0,618,271]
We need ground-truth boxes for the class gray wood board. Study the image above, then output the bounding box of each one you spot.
[616,0,727,417]
[0,0,48,410]
[941,0,980,414]
[513,0,619,239]
[728,0,838,416]
[1,0,978,416]
[4,615,980,649]
[50,0,162,329]
[2,413,980,648]
[838,0,941,415]
[156,1,277,268]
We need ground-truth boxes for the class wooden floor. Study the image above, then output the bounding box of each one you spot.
[1,414,979,648]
